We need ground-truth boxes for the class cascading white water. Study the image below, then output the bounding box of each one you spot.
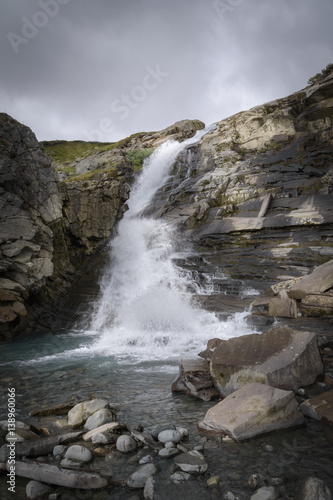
[90,126,254,362]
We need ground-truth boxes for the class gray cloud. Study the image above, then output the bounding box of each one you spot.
[0,0,332,141]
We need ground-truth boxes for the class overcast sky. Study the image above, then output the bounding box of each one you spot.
[1,0,332,142]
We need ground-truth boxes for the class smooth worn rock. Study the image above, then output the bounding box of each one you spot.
[10,460,108,489]
[64,444,93,463]
[171,358,220,401]
[82,421,121,441]
[210,326,324,397]
[68,399,109,427]
[289,259,333,299]
[250,486,279,500]
[84,408,113,430]
[158,447,179,458]
[127,463,157,489]
[300,389,333,425]
[26,480,53,500]
[198,382,304,441]
[173,450,208,474]
[295,476,332,500]
[53,445,67,457]
[157,429,182,444]
[143,476,155,500]
[116,434,137,453]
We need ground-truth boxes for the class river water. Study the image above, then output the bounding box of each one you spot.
[1,127,333,498]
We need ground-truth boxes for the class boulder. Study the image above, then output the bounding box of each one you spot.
[210,326,324,397]
[199,383,304,441]
[300,294,333,316]
[288,259,333,299]
[9,460,108,489]
[173,450,208,474]
[299,389,333,425]
[171,358,219,401]
[295,477,332,500]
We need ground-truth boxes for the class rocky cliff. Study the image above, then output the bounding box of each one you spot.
[0,115,204,339]
[146,70,333,300]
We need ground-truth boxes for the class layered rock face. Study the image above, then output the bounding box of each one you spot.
[0,115,204,338]
[0,115,132,338]
[0,114,62,335]
[149,71,333,286]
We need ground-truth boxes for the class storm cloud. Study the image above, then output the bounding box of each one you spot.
[1,0,332,141]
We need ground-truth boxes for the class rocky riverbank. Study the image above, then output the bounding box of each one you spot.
[1,382,332,500]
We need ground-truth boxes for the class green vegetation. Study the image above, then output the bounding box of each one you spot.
[42,140,114,166]
[42,132,146,168]
[307,63,333,86]
[127,148,154,170]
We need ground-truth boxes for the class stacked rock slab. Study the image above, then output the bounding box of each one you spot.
[209,326,324,397]
[198,382,304,441]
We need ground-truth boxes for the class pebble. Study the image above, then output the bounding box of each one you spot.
[207,475,219,486]
[173,450,208,474]
[157,429,181,444]
[116,434,137,453]
[170,471,191,483]
[164,441,175,448]
[158,447,179,458]
[26,480,53,500]
[127,463,157,489]
[53,445,67,457]
[250,486,279,500]
[64,444,93,463]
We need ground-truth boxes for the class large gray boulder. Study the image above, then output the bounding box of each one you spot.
[198,382,304,441]
[210,326,324,397]
[288,259,333,299]
[171,358,219,401]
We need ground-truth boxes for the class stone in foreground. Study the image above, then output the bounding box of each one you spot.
[299,389,333,425]
[172,358,220,401]
[173,450,208,474]
[288,259,333,299]
[198,382,304,441]
[10,460,108,489]
[210,326,323,397]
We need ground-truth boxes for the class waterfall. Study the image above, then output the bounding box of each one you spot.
[89,125,252,363]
